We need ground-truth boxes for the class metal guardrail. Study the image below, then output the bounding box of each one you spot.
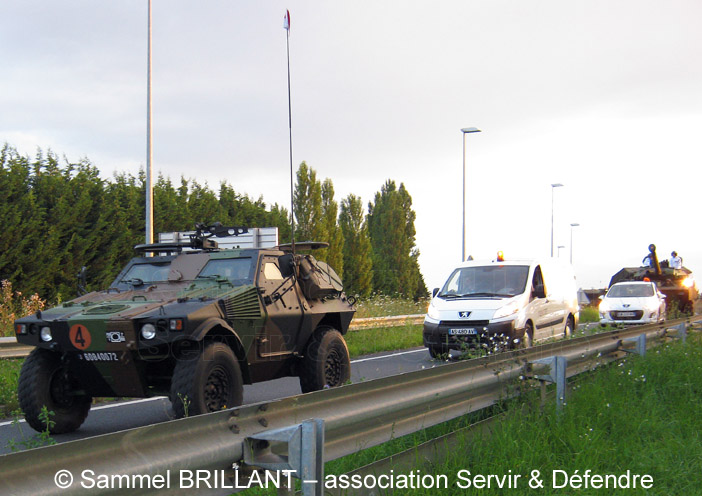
[0,336,32,359]
[1,316,697,495]
[0,315,426,360]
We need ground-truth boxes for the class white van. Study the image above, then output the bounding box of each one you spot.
[423,256,579,357]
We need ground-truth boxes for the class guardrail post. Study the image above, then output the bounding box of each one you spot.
[675,322,687,344]
[621,333,647,356]
[243,418,324,496]
[530,356,567,412]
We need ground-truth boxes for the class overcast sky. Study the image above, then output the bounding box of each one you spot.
[2,1,701,292]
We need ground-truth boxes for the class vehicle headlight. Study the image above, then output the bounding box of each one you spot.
[493,300,520,320]
[40,326,52,342]
[141,323,157,340]
[598,302,609,314]
[426,302,440,321]
[683,276,695,288]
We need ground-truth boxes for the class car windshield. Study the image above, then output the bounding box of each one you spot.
[198,257,253,284]
[607,284,654,298]
[438,265,529,298]
[120,262,171,285]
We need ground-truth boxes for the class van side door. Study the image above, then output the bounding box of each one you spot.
[541,267,567,338]
[528,265,555,342]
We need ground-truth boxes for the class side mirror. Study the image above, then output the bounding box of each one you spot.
[278,254,295,278]
[432,288,440,297]
[598,295,604,300]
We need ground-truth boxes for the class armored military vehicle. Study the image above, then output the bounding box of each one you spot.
[14,224,355,433]
[609,244,697,314]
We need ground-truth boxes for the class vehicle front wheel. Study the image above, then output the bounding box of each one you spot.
[18,348,92,434]
[428,346,450,360]
[299,327,351,394]
[515,322,534,349]
[170,342,243,418]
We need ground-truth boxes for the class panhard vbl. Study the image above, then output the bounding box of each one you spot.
[14,224,355,433]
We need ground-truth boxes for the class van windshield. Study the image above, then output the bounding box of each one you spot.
[438,265,529,298]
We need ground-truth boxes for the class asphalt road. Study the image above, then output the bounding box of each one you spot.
[0,346,443,456]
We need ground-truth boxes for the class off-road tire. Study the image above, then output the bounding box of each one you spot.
[299,327,351,394]
[170,342,243,418]
[18,348,92,434]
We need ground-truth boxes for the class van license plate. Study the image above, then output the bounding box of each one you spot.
[449,328,477,335]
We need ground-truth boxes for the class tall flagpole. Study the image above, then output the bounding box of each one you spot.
[284,10,295,254]
[145,0,154,245]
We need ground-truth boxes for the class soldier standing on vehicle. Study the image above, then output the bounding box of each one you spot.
[670,251,683,269]
[642,253,653,267]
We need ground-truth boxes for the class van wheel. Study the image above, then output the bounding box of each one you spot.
[428,346,449,360]
[299,327,351,393]
[564,317,574,339]
[517,322,534,349]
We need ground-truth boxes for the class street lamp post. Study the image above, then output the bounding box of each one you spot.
[461,127,481,261]
[550,183,564,257]
[570,223,580,264]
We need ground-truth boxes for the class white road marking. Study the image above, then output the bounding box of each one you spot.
[351,348,426,363]
[0,397,168,427]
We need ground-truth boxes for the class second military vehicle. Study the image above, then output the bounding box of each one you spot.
[609,244,696,315]
[14,224,355,433]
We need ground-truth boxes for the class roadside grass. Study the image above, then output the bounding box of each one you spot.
[345,324,423,357]
[579,305,599,323]
[353,294,428,318]
[387,335,702,495]
[241,334,702,495]
[0,358,22,418]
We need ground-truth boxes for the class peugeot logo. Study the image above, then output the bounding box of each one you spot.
[458,311,471,319]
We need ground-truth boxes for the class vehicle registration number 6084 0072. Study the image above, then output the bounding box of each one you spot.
[448,328,477,335]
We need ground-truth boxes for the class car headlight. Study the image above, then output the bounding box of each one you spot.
[598,302,609,314]
[40,326,52,342]
[426,303,440,321]
[493,300,520,320]
[141,323,157,340]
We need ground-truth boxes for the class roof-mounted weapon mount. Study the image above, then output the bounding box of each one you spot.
[134,223,248,254]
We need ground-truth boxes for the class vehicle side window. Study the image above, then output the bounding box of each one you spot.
[532,266,546,297]
[199,258,253,282]
[263,262,283,281]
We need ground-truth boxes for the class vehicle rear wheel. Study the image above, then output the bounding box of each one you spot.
[170,342,243,418]
[18,348,92,434]
[564,316,574,339]
[299,327,351,394]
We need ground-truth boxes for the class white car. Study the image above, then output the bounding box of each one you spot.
[599,281,666,325]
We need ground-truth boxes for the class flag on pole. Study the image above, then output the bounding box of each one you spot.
[283,10,290,31]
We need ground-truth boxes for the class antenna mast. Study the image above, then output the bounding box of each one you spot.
[284,9,295,255]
